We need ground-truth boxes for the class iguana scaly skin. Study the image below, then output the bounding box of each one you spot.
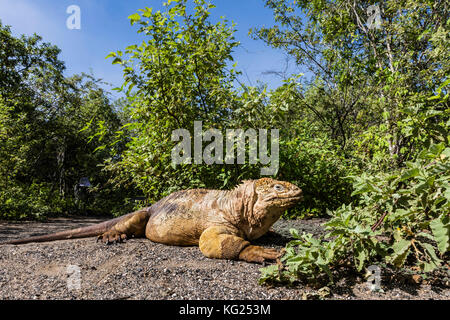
[2,178,302,263]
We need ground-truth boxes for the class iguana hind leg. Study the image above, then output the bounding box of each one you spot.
[199,226,280,263]
[98,209,150,244]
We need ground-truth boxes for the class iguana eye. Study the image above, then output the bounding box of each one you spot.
[274,184,284,192]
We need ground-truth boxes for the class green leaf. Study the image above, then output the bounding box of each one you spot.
[388,239,411,267]
[318,263,334,283]
[421,242,442,268]
[141,7,153,18]
[422,261,438,272]
[258,265,279,285]
[417,232,434,241]
[289,228,300,239]
[355,243,367,272]
[429,215,450,254]
[399,168,420,181]
[128,13,141,24]
[112,57,122,65]
[105,52,117,59]
[351,183,374,196]
[442,148,450,159]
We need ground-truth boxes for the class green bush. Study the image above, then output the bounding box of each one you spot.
[278,123,358,218]
[0,183,67,220]
[260,141,449,285]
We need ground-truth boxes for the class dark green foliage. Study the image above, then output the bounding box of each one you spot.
[260,84,449,285]
[257,0,449,285]
[96,0,242,204]
[278,123,356,217]
[0,22,128,219]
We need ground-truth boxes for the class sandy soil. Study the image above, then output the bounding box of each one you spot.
[0,216,448,300]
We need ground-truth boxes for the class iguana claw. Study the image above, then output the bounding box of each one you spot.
[97,230,127,245]
[238,245,281,264]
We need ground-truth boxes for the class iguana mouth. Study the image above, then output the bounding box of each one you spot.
[282,192,303,207]
[286,196,303,205]
[286,189,303,201]
[265,191,303,203]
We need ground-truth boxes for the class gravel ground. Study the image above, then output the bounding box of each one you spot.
[0,216,448,300]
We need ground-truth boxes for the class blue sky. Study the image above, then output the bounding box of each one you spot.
[0,0,300,99]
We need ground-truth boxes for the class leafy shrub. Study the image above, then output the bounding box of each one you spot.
[278,122,358,217]
[0,183,68,220]
[260,142,450,285]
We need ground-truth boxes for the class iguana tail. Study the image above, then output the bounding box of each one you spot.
[1,213,133,245]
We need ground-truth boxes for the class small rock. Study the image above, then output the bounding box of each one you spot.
[318,286,331,298]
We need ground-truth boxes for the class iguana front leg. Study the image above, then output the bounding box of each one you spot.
[199,226,280,263]
[98,209,150,244]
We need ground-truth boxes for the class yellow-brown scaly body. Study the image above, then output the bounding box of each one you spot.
[2,178,302,263]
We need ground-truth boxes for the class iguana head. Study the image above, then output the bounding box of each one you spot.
[236,178,303,239]
[253,178,303,211]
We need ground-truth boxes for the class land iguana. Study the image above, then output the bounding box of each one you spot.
[1,178,302,263]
